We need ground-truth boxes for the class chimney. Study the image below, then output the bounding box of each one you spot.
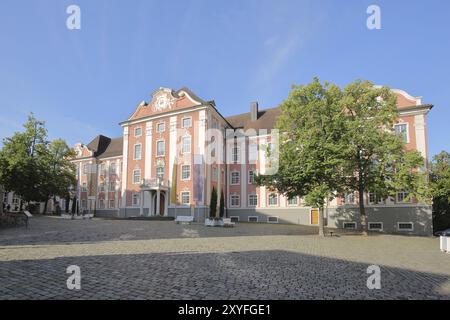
[250,101,258,121]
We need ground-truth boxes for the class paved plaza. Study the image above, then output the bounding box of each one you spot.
[0,216,449,300]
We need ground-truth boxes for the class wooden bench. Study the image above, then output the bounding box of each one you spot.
[223,218,235,228]
[175,216,194,224]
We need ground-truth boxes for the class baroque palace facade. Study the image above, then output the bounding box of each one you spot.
[70,87,433,235]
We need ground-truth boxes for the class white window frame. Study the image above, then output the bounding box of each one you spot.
[134,143,142,160]
[287,196,298,206]
[232,146,240,164]
[99,199,105,209]
[156,166,165,180]
[81,199,87,209]
[182,117,192,128]
[248,170,256,184]
[132,169,141,184]
[368,222,383,231]
[132,193,140,206]
[230,216,240,223]
[396,191,411,203]
[82,183,87,192]
[134,127,142,137]
[268,193,278,207]
[181,165,191,180]
[267,216,279,224]
[180,191,190,205]
[110,162,116,175]
[109,181,115,192]
[230,171,240,185]
[98,183,105,192]
[397,222,414,232]
[394,123,409,143]
[343,222,357,230]
[248,194,258,207]
[181,135,191,154]
[248,216,258,222]
[109,199,115,209]
[230,194,240,207]
[156,140,165,156]
[156,122,165,133]
[248,143,258,162]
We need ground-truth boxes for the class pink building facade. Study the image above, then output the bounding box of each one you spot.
[71,87,433,235]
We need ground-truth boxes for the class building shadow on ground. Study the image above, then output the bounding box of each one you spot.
[0,250,449,300]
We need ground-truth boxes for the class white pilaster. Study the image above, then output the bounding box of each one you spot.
[121,127,129,207]
[414,114,427,161]
[169,116,178,184]
[156,190,161,216]
[145,121,153,180]
[259,136,266,208]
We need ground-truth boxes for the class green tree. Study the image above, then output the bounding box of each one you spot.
[430,151,450,230]
[219,190,225,218]
[0,114,76,213]
[209,187,217,218]
[41,139,77,214]
[0,113,49,204]
[257,78,347,236]
[340,80,429,235]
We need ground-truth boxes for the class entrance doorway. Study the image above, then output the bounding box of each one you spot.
[152,191,166,216]
[310,208,319,225]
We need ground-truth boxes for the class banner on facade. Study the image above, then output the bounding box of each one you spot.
[193,154,205,204]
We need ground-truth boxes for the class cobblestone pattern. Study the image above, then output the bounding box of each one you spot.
[0,217,449,300]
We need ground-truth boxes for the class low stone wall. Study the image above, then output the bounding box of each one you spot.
[326,205,433,236]
[227,208,311,225]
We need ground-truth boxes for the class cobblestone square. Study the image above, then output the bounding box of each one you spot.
[0,216,449,300]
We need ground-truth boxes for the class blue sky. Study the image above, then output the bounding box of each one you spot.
[0,0,448,158]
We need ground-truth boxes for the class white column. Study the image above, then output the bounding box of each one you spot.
[156,190,161,216]
[169,116,177,186]
[259,135,266,208]
[139,190,144,216]
[145,121,153,180]
[121,127,129,207]
[199,110,207,206]
[241,136,247,208]
[414,114,427,161]
[164,192,169,216]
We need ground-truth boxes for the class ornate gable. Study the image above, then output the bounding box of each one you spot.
[128,87,205,121]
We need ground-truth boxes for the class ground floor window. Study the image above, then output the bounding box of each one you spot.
[81,199,87,209]
[267,216,279,223]
[398,222,414,231]
[268,193,278,206]
[230,216,239,223]
[396,191,410,203]
[248,194,258,206]
[230,194,240,207]
[368,222,383,231]
[99,199,105,209]
[343,222,357,230]
[287,196,298,206]
[248,216,258,222]
[109,199,115,208]
[181,191,190,205]
[132,193,140,206]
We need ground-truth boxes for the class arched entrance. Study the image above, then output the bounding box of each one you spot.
[152,191,166,216]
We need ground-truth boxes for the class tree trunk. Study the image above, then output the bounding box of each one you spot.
[318,206,325,237]
[42,198,49,215]
[359,186,368,236]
